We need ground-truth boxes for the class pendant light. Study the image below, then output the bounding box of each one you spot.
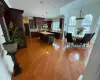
[44,12,48,21]
[76,0,85,21]
[44,12,48,28]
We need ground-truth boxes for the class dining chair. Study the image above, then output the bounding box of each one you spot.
[91,33,95,39]
[65,33,74,46]
[74,33,93,47]
[89,33,95,45]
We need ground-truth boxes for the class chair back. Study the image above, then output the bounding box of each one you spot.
[90,33,95,40]
[81,33,93,44]
[65,33,73,43]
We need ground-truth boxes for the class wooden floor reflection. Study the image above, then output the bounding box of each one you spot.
[13,38,92,80]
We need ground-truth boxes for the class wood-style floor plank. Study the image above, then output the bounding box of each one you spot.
[12,38,92,80]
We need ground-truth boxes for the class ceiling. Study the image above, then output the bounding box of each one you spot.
[66,0,100,9]
[6,0,74,18]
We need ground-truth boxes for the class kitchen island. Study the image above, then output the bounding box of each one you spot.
[39,32,54,42]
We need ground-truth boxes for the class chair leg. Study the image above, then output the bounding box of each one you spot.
[81,44,82,47]
[85,44,87,47]
[89,42,91,45]
[70,43,73,47]
[70,43,71,47]
[74,44,75,47]
[67,43,69,47]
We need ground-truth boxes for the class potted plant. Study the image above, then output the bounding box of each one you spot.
[48,36,55,44]
[3,22,23,54]
[77,27,85,35]
[3,22,23,76]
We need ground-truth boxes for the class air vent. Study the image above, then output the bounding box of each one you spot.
[40,1,44,4]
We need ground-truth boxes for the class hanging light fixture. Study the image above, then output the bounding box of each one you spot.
[44,12,48,28]
[44,12,48,21]
[76,0,85,21]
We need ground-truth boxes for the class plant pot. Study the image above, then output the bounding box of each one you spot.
[48,36,55,44]
[77,31,83,35]
[3,43,17,54]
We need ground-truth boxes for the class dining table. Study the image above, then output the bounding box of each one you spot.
[50,31,63,39]
[73,34,84,39]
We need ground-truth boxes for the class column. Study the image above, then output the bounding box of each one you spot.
[64,15,69,32]
[89,16,99,33]
[0,6,10,41]
[83,27,100,80]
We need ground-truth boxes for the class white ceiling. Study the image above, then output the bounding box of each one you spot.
[66,0,100,9]
[7,0,74,18]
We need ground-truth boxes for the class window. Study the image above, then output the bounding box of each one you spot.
[69,16,76,25]
[68,16,76,34]
[52,21,60,31]
[81,14,93,33]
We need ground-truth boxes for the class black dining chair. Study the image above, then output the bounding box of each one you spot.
[74,33,93,47]
[89,33,95,45]
[91,33,95,39]
[65,33,74,46]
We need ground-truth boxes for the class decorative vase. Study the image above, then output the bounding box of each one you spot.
[77,31,83,35]
[79,31,83,35]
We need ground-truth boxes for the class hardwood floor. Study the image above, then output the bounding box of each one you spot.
[12,38,92,80]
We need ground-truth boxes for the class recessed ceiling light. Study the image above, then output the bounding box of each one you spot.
[40,1,44,4]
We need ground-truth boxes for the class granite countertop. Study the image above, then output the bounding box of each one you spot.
[50,31,63,33]
[39,32,54,35]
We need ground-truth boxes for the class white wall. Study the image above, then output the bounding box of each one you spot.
[0,24,14,80]
[0,43,14,80]
[83,26,100,80]
[60,0,100,43]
